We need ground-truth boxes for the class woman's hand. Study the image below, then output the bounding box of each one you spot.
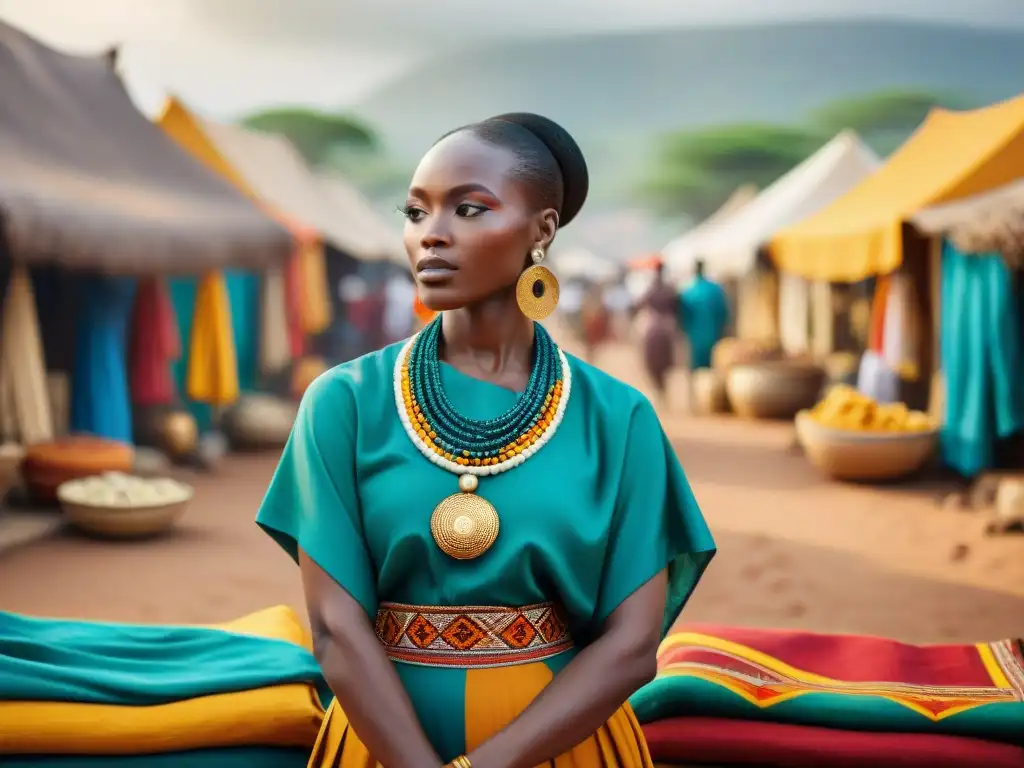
[464,572,668,768]
[300,550,444,768]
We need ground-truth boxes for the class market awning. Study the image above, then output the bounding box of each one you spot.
[770,93,1024,282]
[199,119,401,263]
[0,22,291,273]
[699,131,879,280]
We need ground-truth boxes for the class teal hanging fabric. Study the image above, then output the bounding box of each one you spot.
[940,241,1024,476]
[168,271,259,433]
[225,271,259,393]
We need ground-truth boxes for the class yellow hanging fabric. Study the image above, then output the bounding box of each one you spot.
[186,271,239,406]
[297,239,332,334]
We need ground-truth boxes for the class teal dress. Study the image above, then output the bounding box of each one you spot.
[679,278,730,370]
[257,338,716,764]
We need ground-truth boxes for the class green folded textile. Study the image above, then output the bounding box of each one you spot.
[0,611,324,706]
[3,747,311,767]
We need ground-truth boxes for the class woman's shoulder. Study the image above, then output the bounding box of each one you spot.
[301,340,407,416]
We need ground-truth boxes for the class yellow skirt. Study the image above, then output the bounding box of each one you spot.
[308,661,653,767]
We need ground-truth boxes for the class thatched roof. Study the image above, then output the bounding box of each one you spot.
[0,22,291,273]
[912,180,1024,268]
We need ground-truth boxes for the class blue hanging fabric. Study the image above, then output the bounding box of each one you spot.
[940,240,1024,476]
[69,275,138,442]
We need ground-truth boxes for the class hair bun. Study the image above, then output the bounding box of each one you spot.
[490,113,589,227]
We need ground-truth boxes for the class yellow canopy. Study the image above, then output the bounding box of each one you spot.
[770,94,1024,282]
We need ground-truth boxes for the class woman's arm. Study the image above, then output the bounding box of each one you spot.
[466,571,667,768]
[299,551,443,768]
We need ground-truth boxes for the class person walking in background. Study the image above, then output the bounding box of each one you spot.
[579,283,611,363]
[679,258,729,408]
[637,257,681,409]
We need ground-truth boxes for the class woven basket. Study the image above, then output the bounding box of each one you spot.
[795,410,938,481]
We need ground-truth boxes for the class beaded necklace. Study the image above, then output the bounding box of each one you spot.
[394,316,572,559]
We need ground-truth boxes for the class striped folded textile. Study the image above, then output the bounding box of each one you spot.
[629,623,1024,746]
[0,605,327,758]
[643,716,1024,767]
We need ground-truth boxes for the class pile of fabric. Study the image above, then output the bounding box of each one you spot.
[0,606,327,766]
[630,622,1024,767]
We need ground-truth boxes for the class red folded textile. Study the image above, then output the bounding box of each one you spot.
[661,622,1019,688]
[643,717,1024,768]
[647,622,1024,740]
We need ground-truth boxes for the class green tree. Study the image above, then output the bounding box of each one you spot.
[810,89,971,154]
[240,108,379,167]
[641,124,826,219]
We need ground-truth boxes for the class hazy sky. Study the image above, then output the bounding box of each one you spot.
[2,0,1022,118]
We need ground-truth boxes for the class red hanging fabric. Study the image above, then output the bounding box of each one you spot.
[283,250,305,359]
[128,277,181,406]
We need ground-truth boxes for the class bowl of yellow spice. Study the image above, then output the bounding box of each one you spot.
[795,385,938,481]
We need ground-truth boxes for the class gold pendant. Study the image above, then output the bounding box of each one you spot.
[430,474,499,560]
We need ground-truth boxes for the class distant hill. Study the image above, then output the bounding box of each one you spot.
[354,19,1024,204]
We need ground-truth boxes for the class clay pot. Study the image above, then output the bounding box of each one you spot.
[726,361,826,420]
[222,394,298,450]
[691,369,729,415]
[22,436,134,503]
[711,337,782,375]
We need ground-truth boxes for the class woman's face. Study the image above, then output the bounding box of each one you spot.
[403,131,557,311]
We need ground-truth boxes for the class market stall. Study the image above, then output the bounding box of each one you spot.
[771,94,1024,478]
[157,100,341,432]
[912,184,1024,477]
[0,22,291,450]
[698,131,880,355]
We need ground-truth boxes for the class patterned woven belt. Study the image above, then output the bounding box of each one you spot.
[375,601,574,668]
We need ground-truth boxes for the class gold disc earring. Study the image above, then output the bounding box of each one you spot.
[516,248,560,321]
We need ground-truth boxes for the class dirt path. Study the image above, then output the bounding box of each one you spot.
[1,332,1022,644]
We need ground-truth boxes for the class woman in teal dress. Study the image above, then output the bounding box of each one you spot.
[257,113,716,768]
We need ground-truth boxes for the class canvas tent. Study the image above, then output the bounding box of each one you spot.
[771,94,1024,282]
[317,175,406,265]
[0,23,291,273]
[696,131,881,279]
[662,185,757,284]
[198,118,404,264]
[692,131,880,353]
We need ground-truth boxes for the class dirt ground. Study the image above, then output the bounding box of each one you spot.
[1,333,1023,645]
